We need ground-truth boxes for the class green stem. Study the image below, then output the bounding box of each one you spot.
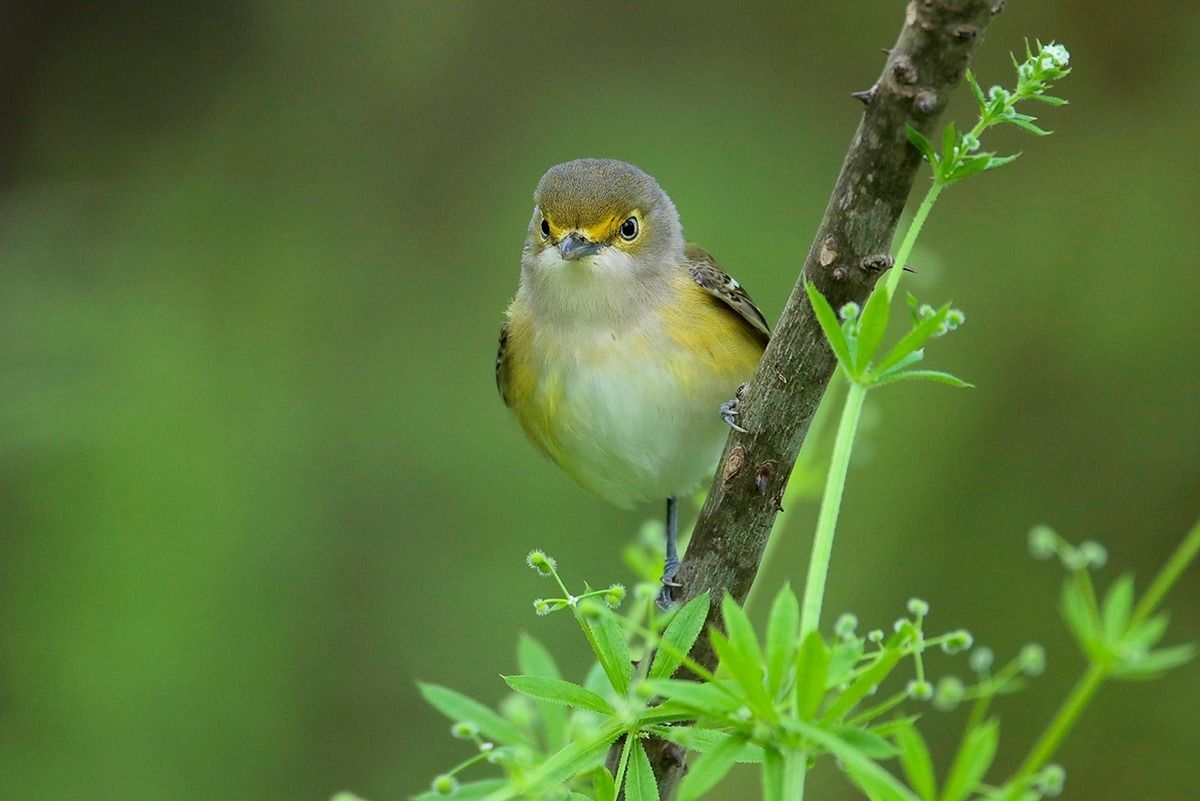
[784,749,807,801]
[884,180,944,301]
[1131,516,1200,627]
[1009,662,1106,789]
[800,380,868,635]
[1006,514,1200,795]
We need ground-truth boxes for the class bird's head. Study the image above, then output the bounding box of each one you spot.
[520,160,684,302]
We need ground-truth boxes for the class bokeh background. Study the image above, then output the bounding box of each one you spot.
[2,1,1198,799]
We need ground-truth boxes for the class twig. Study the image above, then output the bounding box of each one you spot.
[641,1,1006,794]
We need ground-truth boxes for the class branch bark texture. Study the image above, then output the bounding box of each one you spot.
[645,0,1005,794]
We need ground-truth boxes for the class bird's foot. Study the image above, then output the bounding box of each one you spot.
[655,557,683,610]
[720,383,750,433]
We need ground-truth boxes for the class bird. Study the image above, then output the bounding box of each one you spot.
[495,158,769,604]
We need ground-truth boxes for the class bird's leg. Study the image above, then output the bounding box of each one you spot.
[720,382,750,433]
[656,496,682,609]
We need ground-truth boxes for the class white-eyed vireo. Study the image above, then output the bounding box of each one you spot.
[497,159,769,602]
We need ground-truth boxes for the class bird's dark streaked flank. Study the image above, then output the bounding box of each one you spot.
[496,158,769,604]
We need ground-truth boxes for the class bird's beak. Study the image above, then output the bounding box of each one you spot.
[558,232,604,261]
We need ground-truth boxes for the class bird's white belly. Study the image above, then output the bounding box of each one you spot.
[548,351,731,509]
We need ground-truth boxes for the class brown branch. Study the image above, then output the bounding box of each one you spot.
[641,0,1005,794]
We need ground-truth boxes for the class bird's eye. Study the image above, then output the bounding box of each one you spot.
[619,216,639,241]
[540,218,551,238]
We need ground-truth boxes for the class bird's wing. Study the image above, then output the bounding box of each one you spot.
[496,318,512,407]
[685,243,771,345]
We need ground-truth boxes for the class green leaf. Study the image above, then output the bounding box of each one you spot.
[837,726,898,758]
[947,154,995,182]
[1113,642,1198,680]
[823,635,906,724]
[504,675,615,715]
[1007,114,1052,136]
[795,630,831,719]
[874,303,952,374]
[766,585,800,695]
[642,678,745,716]
[906,124,939,166]
[650,592,711,680]
[983,153,1021,171]
[418,683,531,747]
[871,349,925,382]
[593,767,617,801]
[826,638,865,688]
[940,719,999,801]
[895,723,937,801]
[585,606,633,695]
[870,369,973,389]
[710,629,772,713]
[518,633,568,749]
[806,280,855,372]
[1102,574,1135,642]
[625,739,660,801]
[412,779,506,801]
[965,68,986,110]
[1061,577,1104,659]
[941,120,958,165]
[492,719,626,801]
[678,734,744,800]
[1125,613,1170,651]
[1030,93,1068,106]
[722,593,763,663]
[856,285,892,371]
[649,726,764,762]
[785,718,921,801]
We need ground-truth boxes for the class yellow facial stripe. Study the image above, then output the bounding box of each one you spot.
[542,209,641,244]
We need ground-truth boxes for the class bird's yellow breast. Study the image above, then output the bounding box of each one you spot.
[501,270,762,507]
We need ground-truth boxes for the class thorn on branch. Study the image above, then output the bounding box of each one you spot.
[991,0,1006,14]
[851,85,877,106]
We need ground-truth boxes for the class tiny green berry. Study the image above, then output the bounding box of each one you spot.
[1019,643,1046,676]
[1028,525,1059,560]
[450,721,478,739]
[941,629,974,654]
[532,598,552,616]
[432,775,457,796]
[1078,540,1108,568]
[934,675,965,710]
[604,583,627,608]
[835,612,859,640]
[969,646,995,673]
[839,301,861,322]
[906,680,934,701]
[1038,763,1066,797]
[867,629,884,643]
[525,549,557,576]
[907,597,930,617]
[1060,546,1089,572]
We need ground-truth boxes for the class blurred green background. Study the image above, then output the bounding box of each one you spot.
[1,1,1198,799]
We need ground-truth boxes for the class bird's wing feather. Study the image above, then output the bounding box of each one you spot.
[496,318,512,406]
[685,243,771,345]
